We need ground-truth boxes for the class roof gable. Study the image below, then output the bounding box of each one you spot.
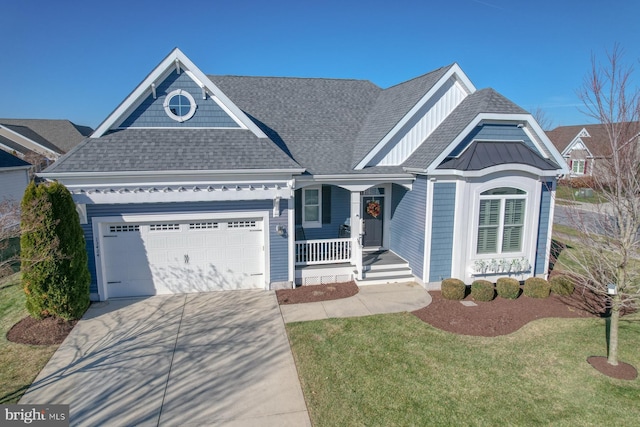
[402,89,568,175]
[0,119,91,153]
[353,63,475,169]
[546,123,640,158]
[92,48,266,138]
[0,124,61,159]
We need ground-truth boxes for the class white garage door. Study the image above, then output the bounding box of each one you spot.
[101,218,265,298]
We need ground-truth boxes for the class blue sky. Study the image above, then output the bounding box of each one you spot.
[1,0,638,130]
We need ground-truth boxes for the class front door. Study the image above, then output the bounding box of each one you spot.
[362,196,384,247]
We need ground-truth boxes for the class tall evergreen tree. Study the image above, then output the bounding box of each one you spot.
[21,181,90,320]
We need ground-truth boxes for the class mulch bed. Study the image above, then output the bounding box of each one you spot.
[276,281,359,305]
[6,316,77,345]
[412,290,594,338]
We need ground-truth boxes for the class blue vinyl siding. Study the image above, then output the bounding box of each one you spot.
[449,124,537,157]
[83,200,288,295]
[301,186,351,240]
[119,70,240,128]
[534,181,554,274]
[389,178,426,279]
[429,182,456,282]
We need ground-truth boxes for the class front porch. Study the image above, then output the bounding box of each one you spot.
[295,248,414,286]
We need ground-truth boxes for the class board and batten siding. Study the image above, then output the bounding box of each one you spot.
[449,124,538,157]
[428,182,456,282]
[534,181,554,275]
[389,178,427,279]
[372,78,467,166]
[119,70,240,128]
[82,200,288,295]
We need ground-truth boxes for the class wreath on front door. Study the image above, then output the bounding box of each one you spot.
[366,200,381,218]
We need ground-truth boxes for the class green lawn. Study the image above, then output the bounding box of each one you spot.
[555,185,605,204]
[287,313,640,426]
[0,274,59,404]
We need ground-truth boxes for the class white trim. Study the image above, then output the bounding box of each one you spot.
[39,168,304,182]
[561,134,595,158]
[163,89,197,122]
[541,181,556,278]
[461,175,540,282]
[422,177,436,283]
[428,163,561,178]
[92,48,267,139]
[302,186,322,228]
[425,114,569,175]
[288,197,295,285]
[92,210,271,300]
[355,63,476,170]
[0,125,61,159]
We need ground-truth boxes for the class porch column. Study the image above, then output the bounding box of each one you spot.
[350,191,363,280]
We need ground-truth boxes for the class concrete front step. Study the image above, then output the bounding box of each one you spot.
[356,274,416,286]
[364,267,413,278]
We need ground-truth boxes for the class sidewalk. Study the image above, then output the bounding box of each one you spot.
[279,282,432,323]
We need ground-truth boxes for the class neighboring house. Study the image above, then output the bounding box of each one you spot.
[40,48,568,301]
[546,123,640,177]
[0,150,30,203]
[0,119,92,169]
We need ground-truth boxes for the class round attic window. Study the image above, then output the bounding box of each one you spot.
[163,89,196,122]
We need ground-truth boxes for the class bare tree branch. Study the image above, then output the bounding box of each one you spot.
[564,44,640,366]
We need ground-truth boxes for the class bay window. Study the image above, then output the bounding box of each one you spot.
[477,187,526,254]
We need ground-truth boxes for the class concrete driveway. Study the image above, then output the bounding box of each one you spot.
[20,291,310,426]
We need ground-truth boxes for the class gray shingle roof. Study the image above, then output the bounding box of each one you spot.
[0,124,62,154]
[402,88,529,170]
[546,122,640,157]
[46,128,302,173]
[351,65,454,168]
[0,119,92,153]
[46,69,543,176]
[210,75,381,174]
[437,141,559,171]
[0,149,31,168]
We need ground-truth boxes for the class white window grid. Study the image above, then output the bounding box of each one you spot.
[109,225,140,233]
[228,220,257,229]
[149,223,181,232]
[189,222,219,230]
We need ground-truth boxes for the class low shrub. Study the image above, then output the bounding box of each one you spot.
[441,278,466,300]
[524,277,551,298]
[550,275,575,296]
[496,277,520,299]
[471,280,494,301]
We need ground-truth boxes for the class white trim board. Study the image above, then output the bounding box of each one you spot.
[92,48,267,139]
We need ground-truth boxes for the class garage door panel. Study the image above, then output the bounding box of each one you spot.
[102,217,265,298]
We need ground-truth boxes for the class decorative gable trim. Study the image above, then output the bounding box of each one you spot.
[422,113,569,175]
[354,63,476,170]
[92,48,267,138]
[561,129,594,158]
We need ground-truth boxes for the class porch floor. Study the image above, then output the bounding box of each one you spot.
[362,249,407,268]
[295,249,407,272]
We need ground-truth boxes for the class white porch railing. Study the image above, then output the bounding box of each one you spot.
[295,238,352,266]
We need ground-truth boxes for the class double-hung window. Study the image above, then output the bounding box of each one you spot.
[477,187,526,254]
[302,186,322,228]
[571,159,585,175]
